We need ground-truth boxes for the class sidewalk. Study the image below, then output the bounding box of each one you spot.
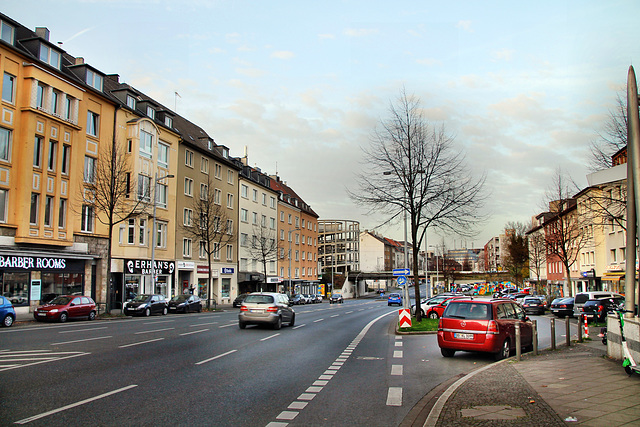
[404,337,640,426]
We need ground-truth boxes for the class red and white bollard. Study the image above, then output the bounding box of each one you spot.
[583,314,589,338]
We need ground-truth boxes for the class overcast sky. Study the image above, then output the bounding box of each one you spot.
[6,1,640,249]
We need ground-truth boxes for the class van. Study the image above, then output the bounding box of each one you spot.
[573,291,623,318]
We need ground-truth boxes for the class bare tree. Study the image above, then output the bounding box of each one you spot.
[502,222,529,286]
[182,174,235,308]
[81,137,147,313]
[350,89,487,321]
[589,91,627,171]
[544,170,591,296]
[246,224,280,290]
[527,228,546,295]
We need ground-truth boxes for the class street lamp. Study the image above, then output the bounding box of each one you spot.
[288,227,300,296]
[149,173,174,295]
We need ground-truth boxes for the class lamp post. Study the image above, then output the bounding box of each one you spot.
[149,173,174,295]
[288,227,300,296]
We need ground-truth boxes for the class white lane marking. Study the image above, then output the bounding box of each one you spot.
[58,327,107,334]
[306,386,323,393]
[180,329,209,336]
[261,333,280,341]
[297,393,316,401]
[331,314,339,318]
[51,336,112,346]
[292,324,306,329]
[190,322,218,327]
[313,319,324,323]
[391,365,403,376]
[393,350,403,358]
[313,380,328,386]
[318,375,333,380]
[143,320,174,325]
[195,349,238,365]
[0,352,88,372]
[219,323,236,328]
[345,311,353,314]
[276,411,298,420]
[386,387,403,406]
[265,422,288,427]
[134,328,174,334]
[395,341,403,347]
[119,338,164,348]
[288,401,308,410]
[14,384,138,424]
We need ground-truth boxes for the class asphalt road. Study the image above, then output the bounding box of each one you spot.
[0,293,577,427]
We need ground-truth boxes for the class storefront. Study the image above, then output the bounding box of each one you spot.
[602,268,625,294]
[194,264,237,306]
[113,259,175,305]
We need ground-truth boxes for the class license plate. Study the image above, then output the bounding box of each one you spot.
[454,333,474,340]
[250,309,264,313]
[37,312,46,316]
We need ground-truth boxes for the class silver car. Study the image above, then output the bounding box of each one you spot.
[238,292,295,330]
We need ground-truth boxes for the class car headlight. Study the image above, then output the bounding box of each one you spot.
[178,303,185,307]
[50,309,58,313]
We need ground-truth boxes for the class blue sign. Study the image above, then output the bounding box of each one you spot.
[221,267,235,274]
[393,268,410,276]
[397,276,407,286]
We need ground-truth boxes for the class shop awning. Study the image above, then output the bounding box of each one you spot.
[602,272,625,282]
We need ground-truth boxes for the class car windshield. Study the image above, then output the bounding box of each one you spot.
[49,296,72,305]
[171,295,188,302]
[244,295,274,304]
[444,302,491,320]
[133,294,151,302]
[523,298,541,303]
[332,294,341,298]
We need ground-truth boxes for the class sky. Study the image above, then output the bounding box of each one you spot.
[5,0,640,249]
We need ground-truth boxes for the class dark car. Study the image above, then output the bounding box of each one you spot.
[238,292,295,330]
[330,293,343,304]
[550,297,574,318]
[521,297,546,315]
[233,293,249,308]
[290,294,304,305]
[124,294,168,317]
[34,295,97,323]
[437,297,533,360]
[168,294,202,313]
[0,295,16,327]
[581,297,625,323]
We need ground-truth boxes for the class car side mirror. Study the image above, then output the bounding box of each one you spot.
[70,303,75,306]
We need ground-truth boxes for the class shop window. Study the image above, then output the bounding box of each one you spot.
[1,272,30,306]
[221,278,230,298]
[41,272,82,297]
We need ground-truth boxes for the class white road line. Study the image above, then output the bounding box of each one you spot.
[0,352,88,372]
[190,322,218,327]
[292,324,306,329]
[276,411,298,420]
[195,349,237,365]
[134,328,174,334]
[288,401,308,410]
[51,336,112,346]
[393,350,403,358]
[386,387,403,406]
[297,393,316,401]
[14,384,138,424]
[143,320,175,325]
[345,311,353,314]
[313,319,324,323]
[261,333,280,341]
[391,365,403,376]
[395,341,403,347]
[331,314,339,318]
[218,323,236,328]
[179,329,209,336]
[58,327,107,334]
[119,338,164,348]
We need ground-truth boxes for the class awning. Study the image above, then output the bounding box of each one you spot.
[602,272,625,282]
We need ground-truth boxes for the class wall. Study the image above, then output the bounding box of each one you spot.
[606,314,640,365]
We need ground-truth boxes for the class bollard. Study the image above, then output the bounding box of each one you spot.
[533,320,538,356]
[515,322,521,361]
[584,314,589,338]
[577,315,583,343]
[566,316,571,347]
[550,317,556,350]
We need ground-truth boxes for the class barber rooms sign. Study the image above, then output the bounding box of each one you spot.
[0,256,67,270]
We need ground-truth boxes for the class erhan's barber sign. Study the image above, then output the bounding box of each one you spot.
[125,259,175,275]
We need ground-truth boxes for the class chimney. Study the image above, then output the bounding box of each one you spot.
[106,74,120,83]
[35,27,50,41]
[75,57,84,65]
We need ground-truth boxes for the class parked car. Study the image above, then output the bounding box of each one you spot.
[315,294,323,303]
[124,294,168,317]
[388,293,403,306]
[233,293,250,308]
[437,297,533,360]
[34,295,97,323]
[238,292,295,330]
[581,297,625,323]
[424,296,465,319]
[40,293,58,304]
[411,293,457,316]
[291,294,305,305]
[0,295,16,327]
[550,297,574,317]
[330,293,343,304]
[168,294,202,313]
[305,294,317,304]
[573,292,623,318]
[521,297,546,315]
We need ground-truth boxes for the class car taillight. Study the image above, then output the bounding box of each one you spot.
[267,306,278,313]
[487,320,499,334]
[240,305,248,312]
[438,318,443,329]
[598,305,603,312]
[559,304,566,308]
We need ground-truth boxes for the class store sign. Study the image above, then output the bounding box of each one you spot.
[267,277,282,284]
[125,259,175,275]
[177,261,195,269]
[197,265,209,274]
[0,256,67,270]
[221,267,235,274]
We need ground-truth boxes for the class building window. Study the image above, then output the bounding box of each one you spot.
[51,90,60,115]
[214,164,221,178]
[0,189,7,223]
[270,217,276,229]
[227,193,233,208]
[146,106,155,120]
[43,195,54,227]
[126,95,136,109]
[252,212,258,225]
[183,239,192,257]
[270,197,276,209]
[140,130,153,158]
[64,96,74,121]
[155,221,167,248]
[252,189,258,202]
[240,233,248,247]
[199,241,206,258]
[85,111,99,137]
[158,142,169,168]
[61,145,70,175]
[201,157,209,174]
[184,177,193,196]
[213,242,220,260]
[138,174,151,202]
[127,218,135,244]
[0,20,14,44]
[33,136,43,167]
[81,205,94,232]
[227,219,233,235]
[47,140,57,171]
[2,73,14,103]
[241,208,248,222]
[241,184,248,198]
[58,198,66,228]
[185,150,193,167]
[214,188,221,205]
[36,83,46,109]
[139,218,147,245]
[226,244,233,261]
[164,116,173,128]
[200,184,208,201]
[30,193,39,224]
[86,69,103,91]
[227,170,233,184]
[39,44,61,69]
[157,183,168,208]
[183,208,193,226]
[84,156,95,183]
[262,193,267,206]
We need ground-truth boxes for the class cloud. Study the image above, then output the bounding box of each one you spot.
[236,68,266,78]
[416,58,442,66]
[456,20,473,32]
[344,28,379,37]
[318,33,335,40]
[492,48,515,62]
[271,50,295,60]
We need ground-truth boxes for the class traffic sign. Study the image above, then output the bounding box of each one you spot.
[397,276,407,286]
[398,309,411,328]
[393,268,410,276]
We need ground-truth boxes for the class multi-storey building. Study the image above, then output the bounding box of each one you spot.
[319,220,360,277]
[358,230,393,272]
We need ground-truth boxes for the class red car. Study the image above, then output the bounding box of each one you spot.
[34,295,97,323]
[437,297,533,360]
[424,296,465,319]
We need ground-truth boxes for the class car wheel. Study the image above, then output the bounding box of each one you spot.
[198,306,202,313]
[273,316,282,330]
[495,339,510,361]
[88,311,96,321]
[388,303,391,306]
[239,321,246,329]
[145,308,151,317]
[2,314,13,327]
[162,307,168,315]
[428,311,439,319]
[441,348,455,357]
[289,313,296,327]
[59,312,68,323]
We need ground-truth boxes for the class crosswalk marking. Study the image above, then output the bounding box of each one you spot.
[0,350,88,371]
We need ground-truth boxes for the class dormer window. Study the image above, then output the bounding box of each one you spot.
[39,44,61,69]
[164,116,172,127]
[221,147,229,158]
[0,20,14,44]
[147,106,155,120]
[86,69,103,91]
[126,95,136,110]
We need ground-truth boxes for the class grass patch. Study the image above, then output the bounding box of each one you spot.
[399,317,439,332]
